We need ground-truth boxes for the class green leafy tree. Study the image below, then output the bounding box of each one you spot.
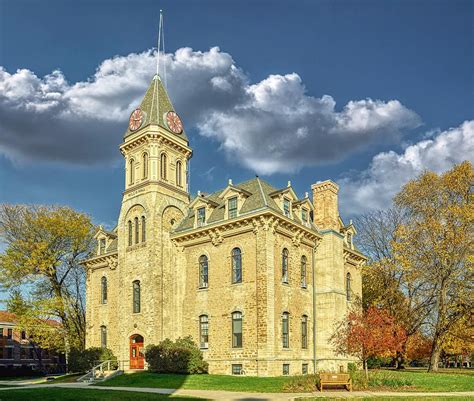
[0,204,95,351]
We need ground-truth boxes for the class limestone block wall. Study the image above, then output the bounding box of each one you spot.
[181,230,259,375]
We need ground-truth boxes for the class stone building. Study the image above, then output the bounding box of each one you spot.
[83,74,366,376]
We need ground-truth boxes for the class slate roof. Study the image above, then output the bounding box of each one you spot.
[124,75,188,142]
[174,177,318,233]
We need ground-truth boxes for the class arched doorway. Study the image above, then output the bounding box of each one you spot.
[129,334,144,369]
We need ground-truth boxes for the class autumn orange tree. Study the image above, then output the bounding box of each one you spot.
[393,161,473,371]
[332,306,407,380]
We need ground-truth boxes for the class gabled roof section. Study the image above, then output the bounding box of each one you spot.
[124,75,188,141]
[219,184,252,199]
[269,185,298,201]
[173,177,320,233]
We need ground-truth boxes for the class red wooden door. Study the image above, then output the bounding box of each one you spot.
[130,335,144,369]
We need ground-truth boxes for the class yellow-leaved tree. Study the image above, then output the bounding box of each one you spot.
[393,161,473,371]
[0,205,95,352]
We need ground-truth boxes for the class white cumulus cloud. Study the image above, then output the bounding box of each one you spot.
[339,120,474,216]
[0,46,421,169]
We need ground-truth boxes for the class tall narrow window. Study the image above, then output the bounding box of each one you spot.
[347,233,352,248]
[282,248,289,283]
[141,216,146,242]
[142,153,148,179]
[133,280,141,313]
[232,312,243,348]
[101,276,107,304]
[301,208,308,223]
[160,153,167,180]
[282,312,290,348]
[99,238,106,255]
[228,197,238,218]
[128,220,133,246]
[199,315,209,349]
[129,158,135,185]
[100,325,107,348]
[199,255,208,288]
[346,273,351,301]
[283,198,291,217]
[231,247,242,284]
[176,160,182,187]
[197,207,206,226]
[134,217,139,244]
[300,255,307,288]
[301,315,308,349]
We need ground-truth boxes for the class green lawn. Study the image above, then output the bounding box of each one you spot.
[0,388,207,401]
[299,398,474,401]
[99,372,291,392]
[100,370,474,393]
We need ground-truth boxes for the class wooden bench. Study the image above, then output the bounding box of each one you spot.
[318,373,352,392]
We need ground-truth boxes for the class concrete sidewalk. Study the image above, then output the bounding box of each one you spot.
[0,382,473,400]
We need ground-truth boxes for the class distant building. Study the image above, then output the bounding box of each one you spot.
[83,73,367,376]
[0,311,65,374]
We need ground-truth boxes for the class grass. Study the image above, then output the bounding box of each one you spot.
[0,388,207,401]
[296,396,472,401]
[100,370,474,393]
[40,373,84,384]
[99,372,292,392]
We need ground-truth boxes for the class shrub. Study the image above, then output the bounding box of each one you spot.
[283,374,319,392]
[350,369,413,390]
[145,336,208,374]
[68,347,117,373]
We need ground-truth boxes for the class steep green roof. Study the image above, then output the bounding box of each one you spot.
[174,177,318,233]
[124,75,188,141]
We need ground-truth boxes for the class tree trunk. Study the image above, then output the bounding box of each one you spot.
[364,359,369,381]
[429,338,441,372]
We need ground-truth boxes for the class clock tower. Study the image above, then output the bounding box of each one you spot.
[115,74,192,356]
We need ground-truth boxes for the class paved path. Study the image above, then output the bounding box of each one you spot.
[0,382,473,400]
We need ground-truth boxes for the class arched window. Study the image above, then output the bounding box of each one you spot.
[199,315,209,349]
[100,325,107,348]
[141,216,146,243]
[232,312,243,348]
[133,280,141,313]
[134,217,139,244]
[346,272,351,301]
[300,255,307,288]
[128,220,133,246]
[301,315,308,349]
[282,248,289,283]
[282,312,290,348]
[129,158,135,185]
[101,276,107,304]
[142,153,148,179]
[231,248,242,284]
[199,255,208,288]
[160,153,167,180]
[176,160,182,187]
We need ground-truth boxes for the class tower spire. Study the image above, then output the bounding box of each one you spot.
[156,10,163,77]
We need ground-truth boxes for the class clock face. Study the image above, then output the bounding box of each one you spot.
[129,109,143,131]
[165,111,183,134]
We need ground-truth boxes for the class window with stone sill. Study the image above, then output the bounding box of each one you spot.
[283,197,291,217]
[300,255,307,288]
[301,208,308,223]
[199,255,208,288]
[199,315,209,349]
[232,364,243,375]
[100,325,107,349]
[232,311,243,348]
[101,276,107,304]
[302,363,308,375]
[133,280,141,313]
[197,207,206,227]
[283,363,290,375]
[228,196,238,218]
[128,220,133,246]
[282,248,289,284]
[282,312,290,348]
[99,238,106,255]
[231,247,242,284]
[301,315,308,349]
[346,272,352,302]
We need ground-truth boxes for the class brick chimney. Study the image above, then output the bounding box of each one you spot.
[311,180,340,231]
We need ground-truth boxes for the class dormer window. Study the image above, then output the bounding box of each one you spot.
[197,207,206,227]
[99,238,106,255]
[347,233,352,248]
[228,197,238,219]
[301,208,308,223]
[283,198,291,217]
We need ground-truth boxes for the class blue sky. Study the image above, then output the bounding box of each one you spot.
[0,0,473,231]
